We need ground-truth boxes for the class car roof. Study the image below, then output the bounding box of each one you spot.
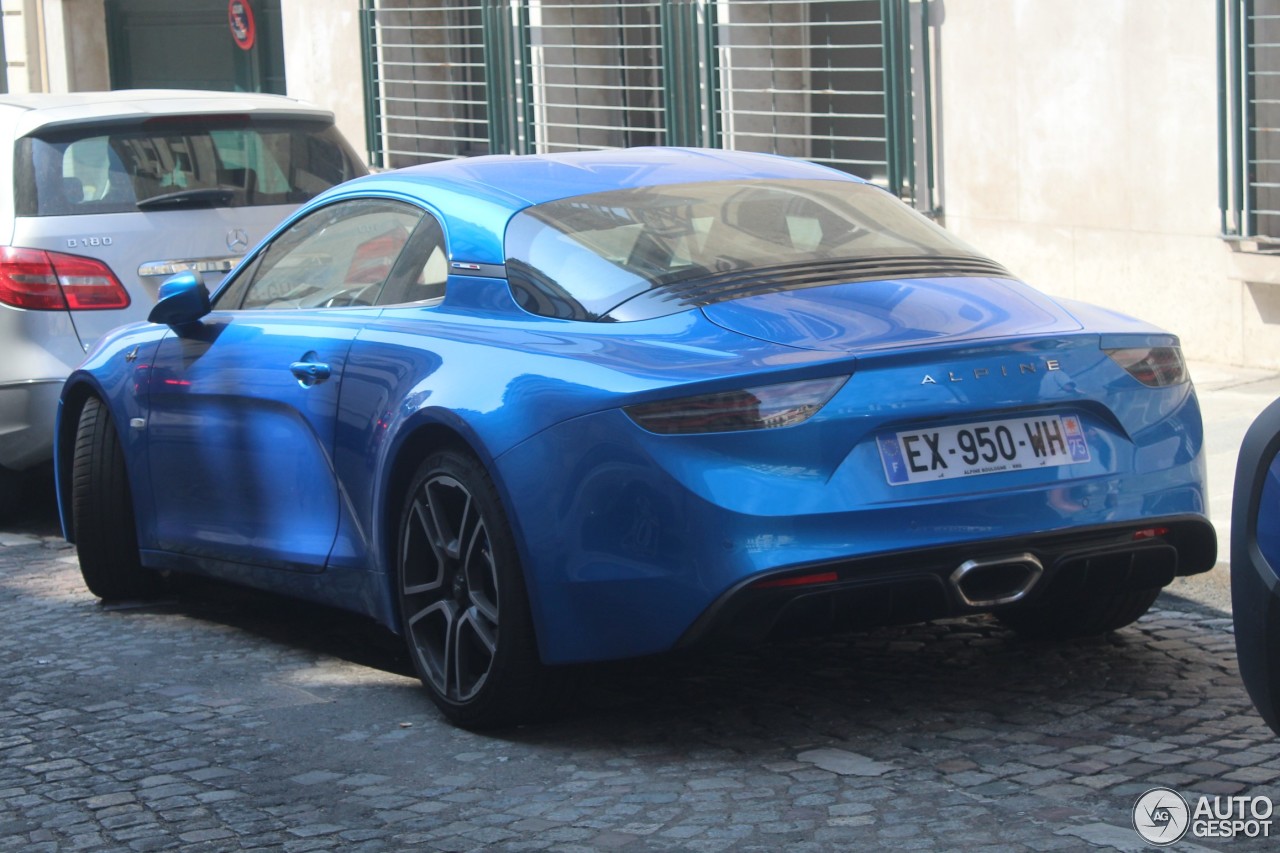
[361,147,859,208]
[0,89,334,138]
[324,147,865,264]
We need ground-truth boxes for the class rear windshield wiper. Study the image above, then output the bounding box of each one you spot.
[136,187,236,210]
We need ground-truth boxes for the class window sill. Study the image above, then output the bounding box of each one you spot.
[1226,240,1280,285]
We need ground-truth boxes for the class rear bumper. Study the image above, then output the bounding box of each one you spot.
[489,327,1211,665]
[679,515,1216,650]
[497,403,1211,665]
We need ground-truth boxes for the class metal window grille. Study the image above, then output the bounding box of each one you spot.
[527,0,665,152]
[362,0,490,168]
[362,0,934,208]
[709,0,932,205]
[1222,0,1280,241]
[713,1,886,172]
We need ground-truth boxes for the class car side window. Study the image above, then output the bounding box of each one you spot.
[233,199,425,310]
[376,214,450,306]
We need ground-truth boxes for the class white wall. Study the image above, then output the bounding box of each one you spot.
[3,0,109,94]
[280,0,367,164]
[936,0,1280,368]
[48,0,109,92]
[2,0,35,92]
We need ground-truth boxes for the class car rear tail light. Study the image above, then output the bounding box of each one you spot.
[0,247,130,311]
[625,375,848,434]
[1104,346,1187,387]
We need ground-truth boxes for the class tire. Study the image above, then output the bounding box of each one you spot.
[397,448,552,728]
[71,396,159,600]
[997,586,1162,639]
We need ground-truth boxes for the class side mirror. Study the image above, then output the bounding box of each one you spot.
[148,272,211,327]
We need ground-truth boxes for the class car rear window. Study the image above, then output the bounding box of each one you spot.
[505,179,1005,322]
[14,116,365,216]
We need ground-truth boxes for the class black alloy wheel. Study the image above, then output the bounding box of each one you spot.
[397,448,549,728]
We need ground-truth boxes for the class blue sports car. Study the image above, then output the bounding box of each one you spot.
[55,148,1217,727]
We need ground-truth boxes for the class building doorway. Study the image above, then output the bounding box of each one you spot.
[105,0,285,94]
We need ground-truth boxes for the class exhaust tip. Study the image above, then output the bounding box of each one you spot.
[950,553,1043,608]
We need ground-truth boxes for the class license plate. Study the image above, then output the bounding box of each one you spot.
[878,414,1091,485]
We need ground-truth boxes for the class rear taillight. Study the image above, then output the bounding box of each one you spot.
[0,247,130,311]
[1104,346,1187,387]
[751,571,839,589]
[625,375,848,434]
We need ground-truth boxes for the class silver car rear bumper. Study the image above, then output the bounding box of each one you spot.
[0,379,62,471]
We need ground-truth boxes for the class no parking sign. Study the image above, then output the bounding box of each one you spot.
[229,0,256,51]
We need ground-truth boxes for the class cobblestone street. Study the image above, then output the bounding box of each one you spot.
[2,492,1278,852]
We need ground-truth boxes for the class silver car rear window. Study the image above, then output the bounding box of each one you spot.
[15,116,363,216]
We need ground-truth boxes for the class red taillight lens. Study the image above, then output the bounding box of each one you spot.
[1104,346,1187,387]
[0,247,129,311]
[751,571,839,589]
[50,253,131,309]
[0,247,65,309]
[625,375,849,435]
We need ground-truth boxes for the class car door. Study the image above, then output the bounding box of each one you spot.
[144,198,428,571]
[1232,397,1280,737]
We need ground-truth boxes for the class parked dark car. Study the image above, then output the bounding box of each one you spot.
[1232,398,1280,736]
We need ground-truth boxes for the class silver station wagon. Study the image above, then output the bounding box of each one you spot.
[0,90,366,514]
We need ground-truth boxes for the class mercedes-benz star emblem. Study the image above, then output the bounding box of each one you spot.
[226,228,250,253]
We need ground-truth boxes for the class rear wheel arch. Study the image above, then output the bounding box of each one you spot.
[378,422,506,619]
[394,445,560,726]
[377,417,546,651]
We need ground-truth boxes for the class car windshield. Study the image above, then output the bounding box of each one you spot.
[15,116,363,216]
[505,179,997,322]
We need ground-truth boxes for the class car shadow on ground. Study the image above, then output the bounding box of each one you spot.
[20,492,1249,742]
[122,573,1234,745]
[118,575,420,680]
[3,465,61,538]
[532,622,1166,735]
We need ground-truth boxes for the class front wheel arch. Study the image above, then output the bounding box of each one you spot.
[56,380,106,542]
[71,394,160,600]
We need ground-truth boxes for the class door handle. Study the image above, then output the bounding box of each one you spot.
[290,360,331,387]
